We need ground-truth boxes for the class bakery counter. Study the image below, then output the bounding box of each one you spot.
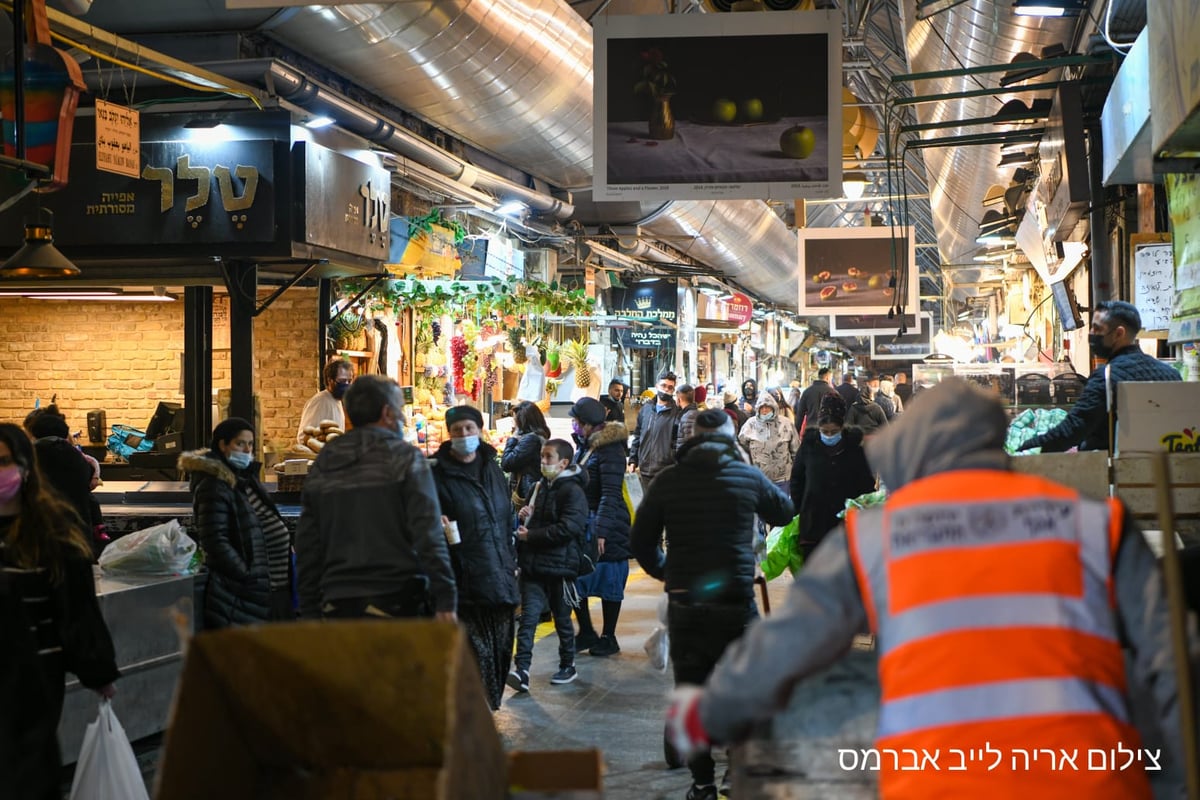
[95,480,301,539]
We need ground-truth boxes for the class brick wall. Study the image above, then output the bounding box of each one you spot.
[0,287,319,454]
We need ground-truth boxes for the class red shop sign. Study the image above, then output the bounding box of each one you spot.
[724,292,753,325]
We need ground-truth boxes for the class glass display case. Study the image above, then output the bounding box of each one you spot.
[911,361,1087,410]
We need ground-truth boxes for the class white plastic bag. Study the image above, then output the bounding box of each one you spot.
[98,519,196,576]
[643,595,670,672]
[515,345,546,402]
[69,700,150,800]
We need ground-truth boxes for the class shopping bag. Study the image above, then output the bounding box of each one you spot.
[622,472,644,523]
[760,515,803,580]
[98,519,197,576]
[68,700,150,800]
[643,595,670,672]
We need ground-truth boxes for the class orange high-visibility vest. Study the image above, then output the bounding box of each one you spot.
[845,469,1151,799]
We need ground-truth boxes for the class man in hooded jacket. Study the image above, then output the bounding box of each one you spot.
[633,409,794,800]
[664,378,1191,800]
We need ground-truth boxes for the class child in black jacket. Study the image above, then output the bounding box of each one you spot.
[509,439,590,691]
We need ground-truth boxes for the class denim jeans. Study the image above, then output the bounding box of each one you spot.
[514,577,576,671]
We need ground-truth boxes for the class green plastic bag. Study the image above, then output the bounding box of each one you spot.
[761,515,803,580]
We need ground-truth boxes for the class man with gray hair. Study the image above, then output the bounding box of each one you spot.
[297,374,457,622]
[632,408,794,800]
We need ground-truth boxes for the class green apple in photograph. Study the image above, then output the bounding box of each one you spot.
[740,98,764,122]
[779,125,816,159]
[712,98,737,123]
[868,274,885,289]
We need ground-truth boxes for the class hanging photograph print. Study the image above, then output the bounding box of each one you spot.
[593,12,842,201]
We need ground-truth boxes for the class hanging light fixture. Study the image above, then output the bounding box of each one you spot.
[842,172,868,201]
[0,210,80,278]
[1012,0,1087,17]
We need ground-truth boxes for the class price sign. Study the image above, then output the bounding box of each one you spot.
[94,100,141,178]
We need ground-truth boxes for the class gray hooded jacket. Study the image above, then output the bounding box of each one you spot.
[700,379,1190,786]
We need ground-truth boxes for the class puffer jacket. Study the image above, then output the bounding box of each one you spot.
[675,401,700,453]
[737,393,800,483]
[501,429,544,504]
[574,421,632,561]
[431,441,520,608]
[630,399,678,480]
[179,449,270,628]
[631,434,794,603]
[519,466,589,579]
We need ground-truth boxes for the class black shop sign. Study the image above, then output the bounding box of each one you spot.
[606,279,677,351]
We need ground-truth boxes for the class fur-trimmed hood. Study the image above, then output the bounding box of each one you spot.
[586,420,630,450]
[178,449,238,487]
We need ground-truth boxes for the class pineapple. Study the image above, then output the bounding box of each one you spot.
[507,327,527,363]
[563,339,592,388]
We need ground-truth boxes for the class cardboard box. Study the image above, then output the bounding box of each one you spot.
[508,750,604,799]
[154,621,505,800]
[1116,382,1200,454]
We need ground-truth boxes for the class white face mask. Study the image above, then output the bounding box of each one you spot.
[541,463,564,480]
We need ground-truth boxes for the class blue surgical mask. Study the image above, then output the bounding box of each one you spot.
[820,432,842,446]
[227,451,253,469]
[451,435,480,456]
[759,412,775,423]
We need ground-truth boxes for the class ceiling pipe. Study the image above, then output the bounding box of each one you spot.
[201,59,574,220]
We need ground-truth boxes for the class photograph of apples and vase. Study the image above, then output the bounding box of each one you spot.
[593,11,841,201]
[796,226,919,316]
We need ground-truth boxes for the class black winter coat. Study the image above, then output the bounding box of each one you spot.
[501,429,545,504]
[846,399,887,434]
[631,434,794,603]
[789,428,876,546]
[2,520,118,800]
[1027,345,1182,453]
[180,450,270,628]
[794,380,837,429]
[574,421,632,561]
[599,393,626,423]
[431,442,520,608]
[519,467,589,579]
[34,437,100,531]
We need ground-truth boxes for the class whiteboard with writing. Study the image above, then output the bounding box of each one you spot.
[1133,242,1174,331]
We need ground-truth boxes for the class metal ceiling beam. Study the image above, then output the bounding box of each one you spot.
[900,110,1048,134]
[905,130,1044,151]
[892,80,1079,107]
[891,53,1114,84]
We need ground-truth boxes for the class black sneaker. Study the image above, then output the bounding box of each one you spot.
[506,668,529,693]
[575,629,600,652]
[588,635,620,657]
[550,665,578,684]
[686,784,717,800]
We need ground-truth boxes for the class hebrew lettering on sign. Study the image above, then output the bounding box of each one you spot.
[140,155,262,221]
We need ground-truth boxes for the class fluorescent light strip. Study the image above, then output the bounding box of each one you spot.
[21,293,176,302]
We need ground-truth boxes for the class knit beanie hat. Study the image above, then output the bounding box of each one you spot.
[445,405,485,430]
[818,393,847,425]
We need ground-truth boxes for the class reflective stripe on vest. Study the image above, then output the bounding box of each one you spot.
[846,470,1129,740]
[876,676,1131,739]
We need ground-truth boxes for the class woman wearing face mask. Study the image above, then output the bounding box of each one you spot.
[180,418,288,628]
[737,391,800,491]
[788,393,876,561]
[431,405,520,711]
[0,423,118,800]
